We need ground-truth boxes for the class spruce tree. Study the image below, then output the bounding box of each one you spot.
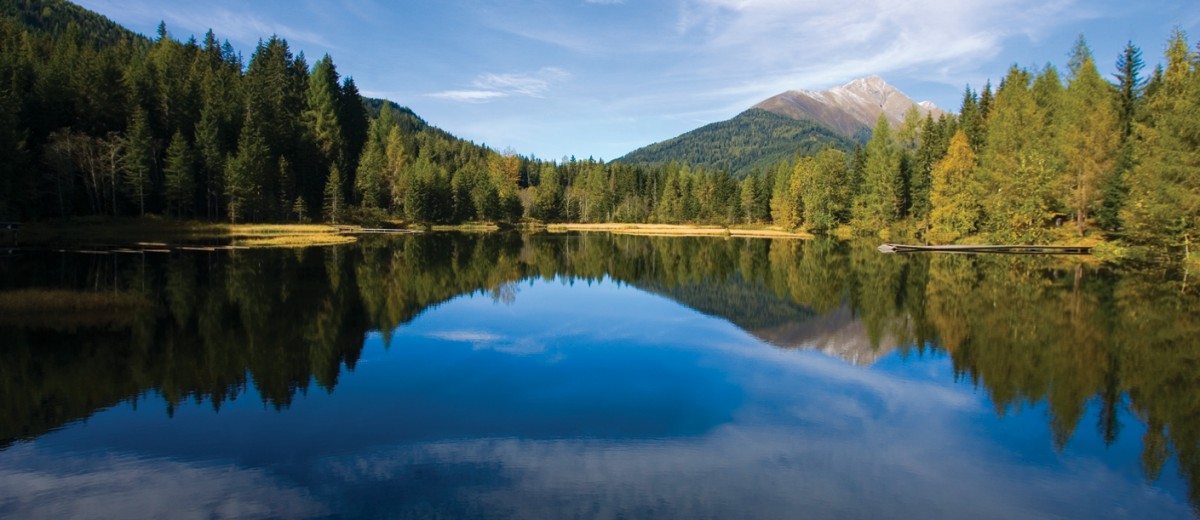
[163,130,194,217]
[1121,30,1200,257]
[929,131,981,243]
[123,108,155,216]
[323,164,345,224]
[803,148,848,233]
[851,114,903,234]
[1061,41,1120,236]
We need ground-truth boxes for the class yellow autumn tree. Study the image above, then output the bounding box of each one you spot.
[929,130,980,243]
[1061,39,1120,236]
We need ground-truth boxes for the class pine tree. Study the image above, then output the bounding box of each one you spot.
[1113,40,1146,139]
[1121,30,1200,257]
[959,87,985,151]
[803,148,848,233]
[225,119,269,223]
[123,108,155,216]
[978,66,1057,242]
[303,55,344,180]
[851,114,903,234]
[323,164,345,224]
[163,130,194,217]
[929,131,981,243]
[1097,41,1146,231]
[1061,39,1120,236]
[532,163,563,221]
[194,102,224,218]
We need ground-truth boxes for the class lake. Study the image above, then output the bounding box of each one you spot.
[0,232,1197,519]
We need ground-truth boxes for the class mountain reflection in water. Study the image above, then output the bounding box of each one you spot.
[0,232,1196,518]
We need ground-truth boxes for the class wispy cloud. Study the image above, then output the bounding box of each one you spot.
[430,67,572,103]
[426,329,547,355]
[675,0,1083,99]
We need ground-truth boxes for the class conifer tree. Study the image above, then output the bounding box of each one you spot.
[225,118,269,223]
[163,129,194,217]
[1061,39,1120,235]
[194,103,224,218]
[978,66,1057,242]
[802,148,848,233]
[851,114,903,233]
[123,108,155,216]
[929,131,981,242]
[1122,29,1200,257]
[532,163,563,221]
[323,164,344,224]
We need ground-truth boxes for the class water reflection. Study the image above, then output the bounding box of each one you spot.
[0,232,1197,517]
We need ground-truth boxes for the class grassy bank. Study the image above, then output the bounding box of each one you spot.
[543,223,813,239]
[19,217,361,248]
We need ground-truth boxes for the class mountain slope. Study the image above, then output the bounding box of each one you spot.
[617,76,941,177]
[754,75,943,137]
[615,108,855,176]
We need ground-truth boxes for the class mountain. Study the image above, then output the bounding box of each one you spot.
[0,0,137,45]
[617,76,942,177]
[754,75,943,137]
[614,108,855,177]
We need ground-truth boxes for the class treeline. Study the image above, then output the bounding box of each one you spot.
[0,2,511,224]
[614,108,857,176]
[548,31,1198,262]
[1,2,1197,259]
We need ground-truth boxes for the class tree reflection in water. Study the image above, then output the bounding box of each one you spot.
[0,232,1196,508]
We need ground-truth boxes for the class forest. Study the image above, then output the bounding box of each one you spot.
[0,1,1197,261]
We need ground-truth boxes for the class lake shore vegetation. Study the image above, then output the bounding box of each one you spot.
[0,3,1196,263]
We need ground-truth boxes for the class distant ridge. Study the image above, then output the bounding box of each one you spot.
[614,109,855,177]
[616,76,942,177]
[753,75,943,138]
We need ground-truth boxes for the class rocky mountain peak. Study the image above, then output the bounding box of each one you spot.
[752,76,942,138]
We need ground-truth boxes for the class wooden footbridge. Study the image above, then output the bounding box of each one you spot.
[878,243,1092,255]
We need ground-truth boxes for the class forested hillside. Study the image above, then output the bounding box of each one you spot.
[615,108,856,177]
[0,0,1197,263]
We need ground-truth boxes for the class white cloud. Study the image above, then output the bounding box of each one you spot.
[427,90,510,103]
[675,0,1083,100]
[427,330,504,343]
[429,67,572,103]
[0,446,327,519]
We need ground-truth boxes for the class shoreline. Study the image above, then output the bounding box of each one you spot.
[542,223,813,239]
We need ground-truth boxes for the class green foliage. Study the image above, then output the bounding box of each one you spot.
[929,131,980,243]
[851,114,903,234]
[323,164,344,224]
[802,148,849,233]
[162,130,194,217]
[1061,45,1120,236]
[617,109,855,178]
[1121,29,1200,258]
[531,163,563,221]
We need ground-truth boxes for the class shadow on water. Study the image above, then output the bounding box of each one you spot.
[1,231,1198,510]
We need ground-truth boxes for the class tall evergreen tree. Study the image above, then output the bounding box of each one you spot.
[1061,40,1120,235]
[1121,29,1200,258]
[929,131,981,242]
[225,116,269,223]
[123,107,154,215]
[802,148,848,233]
[851,114,903,233]
[978,66,1057,242]
[163,129,194,217]
[323,164,345,224]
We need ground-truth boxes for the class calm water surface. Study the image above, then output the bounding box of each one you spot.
[0,233,1197,519]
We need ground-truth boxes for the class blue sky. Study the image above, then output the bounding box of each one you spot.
[74,0,1199,161]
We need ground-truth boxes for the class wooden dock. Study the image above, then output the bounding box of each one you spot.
[878,243,1092,255]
